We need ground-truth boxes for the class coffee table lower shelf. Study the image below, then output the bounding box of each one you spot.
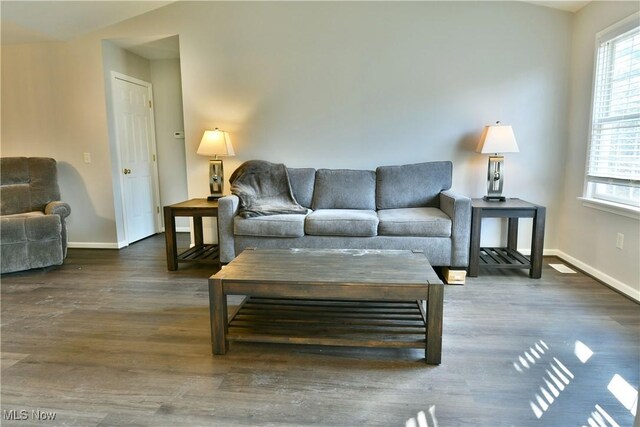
[227,297,427,349]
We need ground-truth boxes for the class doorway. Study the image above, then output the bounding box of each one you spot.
[103,36,188,248]
[110,72,162,244]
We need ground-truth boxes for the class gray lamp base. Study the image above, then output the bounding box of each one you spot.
[485,155,506,202]
[208,159,224,199]
[483,195,506,202]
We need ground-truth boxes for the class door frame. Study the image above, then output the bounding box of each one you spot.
[110,71,162,245]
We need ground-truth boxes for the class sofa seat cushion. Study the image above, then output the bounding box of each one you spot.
[378,207,451,237]
[234,214,307,238]
[305,209,378,237]
[1,211,45,219]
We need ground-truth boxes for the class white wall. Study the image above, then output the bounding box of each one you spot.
[1,42,66,159]
[2,2,573,253]
[2,40,120,246]
[558,1,640,300]
[149,58,189,231]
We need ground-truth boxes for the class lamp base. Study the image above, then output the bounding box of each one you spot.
[207,195,221,201]
[208,159,224,201]
[485,155,506,202]
[483,195,506,202]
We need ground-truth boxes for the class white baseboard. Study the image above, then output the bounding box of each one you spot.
[67,241,125,249]
[516,248,638,302]
[554,250,640,302]
[517,248,559,257]
[160,227,191,233]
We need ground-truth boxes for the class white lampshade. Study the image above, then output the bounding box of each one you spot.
[477,122,519,154]
[197,128,235,157]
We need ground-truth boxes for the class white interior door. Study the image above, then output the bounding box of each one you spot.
[112,73,161,244]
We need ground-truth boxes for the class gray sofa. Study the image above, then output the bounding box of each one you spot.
[218,161,471,268]
[0,157,71,274]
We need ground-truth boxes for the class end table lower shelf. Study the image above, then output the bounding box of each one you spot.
[478,247,531,269]
[177,244,219,264]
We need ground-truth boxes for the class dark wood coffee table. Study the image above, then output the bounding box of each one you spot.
[208,248,444,364]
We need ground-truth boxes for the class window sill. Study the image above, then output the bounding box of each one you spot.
[578,197,640,220]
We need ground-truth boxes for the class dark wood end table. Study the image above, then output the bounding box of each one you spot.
[164,198,219,271]
[468,198,546,279]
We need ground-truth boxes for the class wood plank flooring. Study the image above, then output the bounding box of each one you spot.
[1,233,638,426]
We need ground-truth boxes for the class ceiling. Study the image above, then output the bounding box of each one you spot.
[1,1,175,44]
[527,1,591,13]
[1,1,591,46]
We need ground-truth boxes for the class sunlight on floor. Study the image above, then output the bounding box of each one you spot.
[514,339,580,420]
[405,406,437,427]
[530,359,574,419]
[518,338,635,426]
[583,404,621,427]
[575,340,593,363]
[513,339,548,372]
[607,374,638,417]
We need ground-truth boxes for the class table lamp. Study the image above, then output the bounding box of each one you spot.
[476,121,519,202]
[197,128,235,200]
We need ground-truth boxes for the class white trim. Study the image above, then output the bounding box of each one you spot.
[555,250,640,303]
[595,11,640,41]
[578,197,640,220]
[517,248,559,257]
[160,226,191,233]
[514,248,639,302]
[67,241,127,249]
[111,71,153,90]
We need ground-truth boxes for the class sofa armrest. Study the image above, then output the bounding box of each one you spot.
[218,195,240,263]
[45,201,71,219]
[440,190,471,268]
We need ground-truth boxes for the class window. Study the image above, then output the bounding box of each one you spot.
[585,13,640,210]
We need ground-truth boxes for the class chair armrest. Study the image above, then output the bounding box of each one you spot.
[45,201,71,219]
[44,201,70,256]
[218,195,240,263]
[440,190,471,268]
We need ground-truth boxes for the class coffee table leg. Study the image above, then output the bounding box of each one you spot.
[426,282,444,364]
[209,278,228,354]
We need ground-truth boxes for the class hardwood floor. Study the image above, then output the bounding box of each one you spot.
[1,233,638,426]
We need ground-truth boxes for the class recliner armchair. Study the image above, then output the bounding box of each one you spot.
[0,157,71,274]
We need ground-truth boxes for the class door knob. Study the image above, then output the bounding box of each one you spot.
[123,168,131,175]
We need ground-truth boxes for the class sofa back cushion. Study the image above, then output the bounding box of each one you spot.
[0,157,60,215]
[376,161,452,209]
[287,167,316,209]
[312,169,376,210]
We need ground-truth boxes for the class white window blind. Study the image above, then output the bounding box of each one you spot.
[586,15,640,208]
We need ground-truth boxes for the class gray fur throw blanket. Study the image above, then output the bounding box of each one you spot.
[230,160,308,218]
